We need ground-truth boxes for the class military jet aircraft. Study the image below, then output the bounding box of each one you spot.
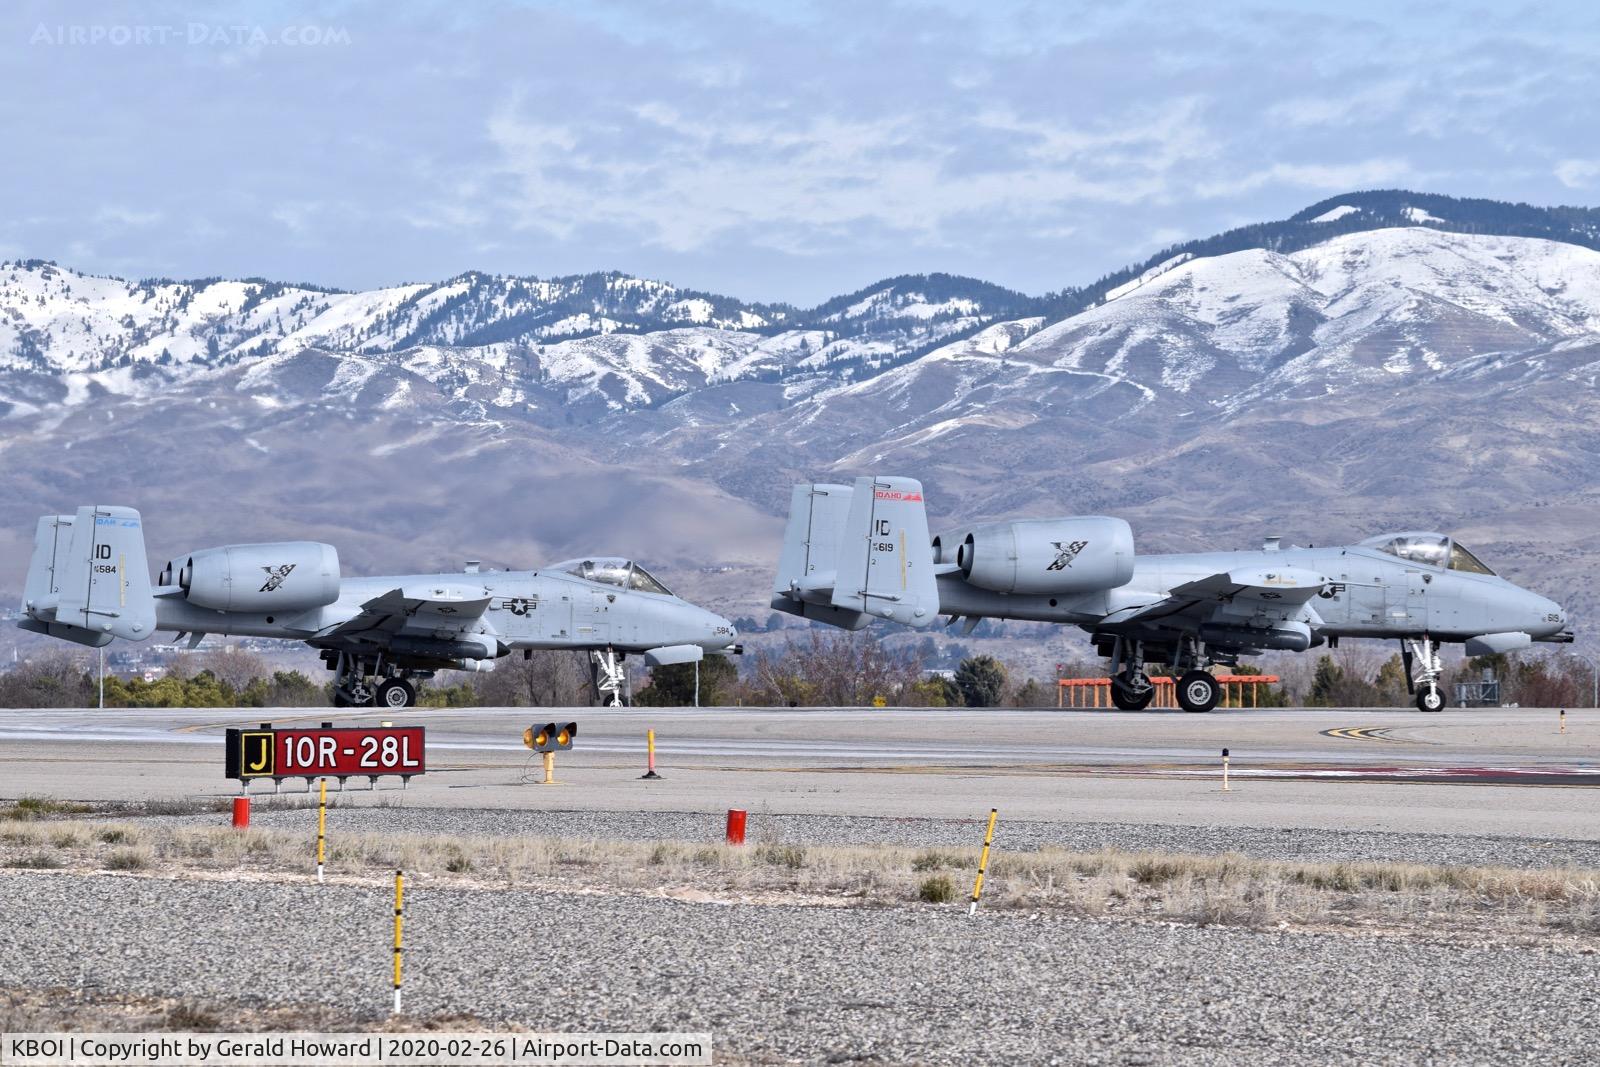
[770,477,1572,713]
[18,505,738,708]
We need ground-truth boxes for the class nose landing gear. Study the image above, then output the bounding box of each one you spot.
[590,648,631,707]
[1403,637,1448,713]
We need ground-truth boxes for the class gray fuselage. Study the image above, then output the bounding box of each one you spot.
[935,544,1567,645]
[152,569,737,654]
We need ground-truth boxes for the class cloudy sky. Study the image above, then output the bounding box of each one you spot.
[3,0,1598,304]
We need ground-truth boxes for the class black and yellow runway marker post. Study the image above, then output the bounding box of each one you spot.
[968,808,999,917]
[316,778,327,883]
[392,869,404,1016]
[1222,748,1231,792]
[1560,709,1566,735]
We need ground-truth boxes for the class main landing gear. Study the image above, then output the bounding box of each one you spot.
[590,648,630,707]
[1107,635,1222,713]
[1108,637,1155,711]
[1176,671,1222,714]
[1168,633,1221,713]
[324,650,423,709]
[1404,637,1448,713]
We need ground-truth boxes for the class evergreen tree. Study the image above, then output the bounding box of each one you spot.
[636,655,738,706]
[1307,656,1342,706]
[955,655,1007,708]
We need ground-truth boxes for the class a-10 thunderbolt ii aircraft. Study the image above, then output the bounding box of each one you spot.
[18,505,739,708]
[770,476,1572,713]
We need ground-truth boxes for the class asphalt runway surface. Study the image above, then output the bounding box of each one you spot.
[2,705,1597,839]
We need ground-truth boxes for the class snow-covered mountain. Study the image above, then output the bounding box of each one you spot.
[0,261,1031,418]
[3,192,1600,643]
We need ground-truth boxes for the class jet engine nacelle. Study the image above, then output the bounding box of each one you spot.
[161,542,341,613]
[941,517,1135,595]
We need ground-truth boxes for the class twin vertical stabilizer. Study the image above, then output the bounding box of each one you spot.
[19,505,155,647]
[770,476,940,629]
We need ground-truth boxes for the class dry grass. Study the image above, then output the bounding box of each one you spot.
[0,985,498,1034]
[2,816,1599,942]
[0,797,97,821]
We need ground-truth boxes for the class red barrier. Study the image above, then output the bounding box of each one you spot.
[231,796,250,829]
[725,809,747,845]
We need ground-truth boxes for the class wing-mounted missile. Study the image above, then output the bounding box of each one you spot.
[944,517,1135,595]
[158,542,341,613]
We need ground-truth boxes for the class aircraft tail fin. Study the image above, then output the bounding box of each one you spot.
[770,483,871,630]
[770,476,940,630]
[19,506,155,647]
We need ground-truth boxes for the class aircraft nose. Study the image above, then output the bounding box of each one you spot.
[1532,593,1566,634]
[700,610,736,649]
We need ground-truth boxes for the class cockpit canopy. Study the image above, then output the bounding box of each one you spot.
[1359,533,1495,575]
[556,557,675,596]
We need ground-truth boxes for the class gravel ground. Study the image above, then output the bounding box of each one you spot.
[3,870,1599,1065]
[168,806,1600,871]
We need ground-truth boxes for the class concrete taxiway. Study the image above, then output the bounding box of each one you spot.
[2,705,1597,839]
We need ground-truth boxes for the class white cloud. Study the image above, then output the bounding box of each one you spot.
[1195,159,1422,199]
[94,205,162,227]
[1267,81,1413,128]
[481,96,1218,255]
[1555,159,1600,189]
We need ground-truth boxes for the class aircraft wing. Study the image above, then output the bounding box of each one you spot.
[315,584,495,644]
[1103,566,1329,627]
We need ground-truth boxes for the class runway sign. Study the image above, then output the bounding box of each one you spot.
[225,724,426,782]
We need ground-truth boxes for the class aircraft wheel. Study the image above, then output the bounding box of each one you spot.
[1177,670,1221,713]
[333,693,350,708]
[1110,677,1155,711]
[1415,684,1446,713]
[377,678,417,709]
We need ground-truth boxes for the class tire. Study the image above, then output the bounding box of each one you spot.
[377,678,417,709]
[332,693,350,708]
[1177,670,1221,713]
[1110,678,1155,711]
[1415,684,1446,713]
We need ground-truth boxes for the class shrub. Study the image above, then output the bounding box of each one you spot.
[918,875,957,903]
[104,847,150,870]
[755,844,807,869]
